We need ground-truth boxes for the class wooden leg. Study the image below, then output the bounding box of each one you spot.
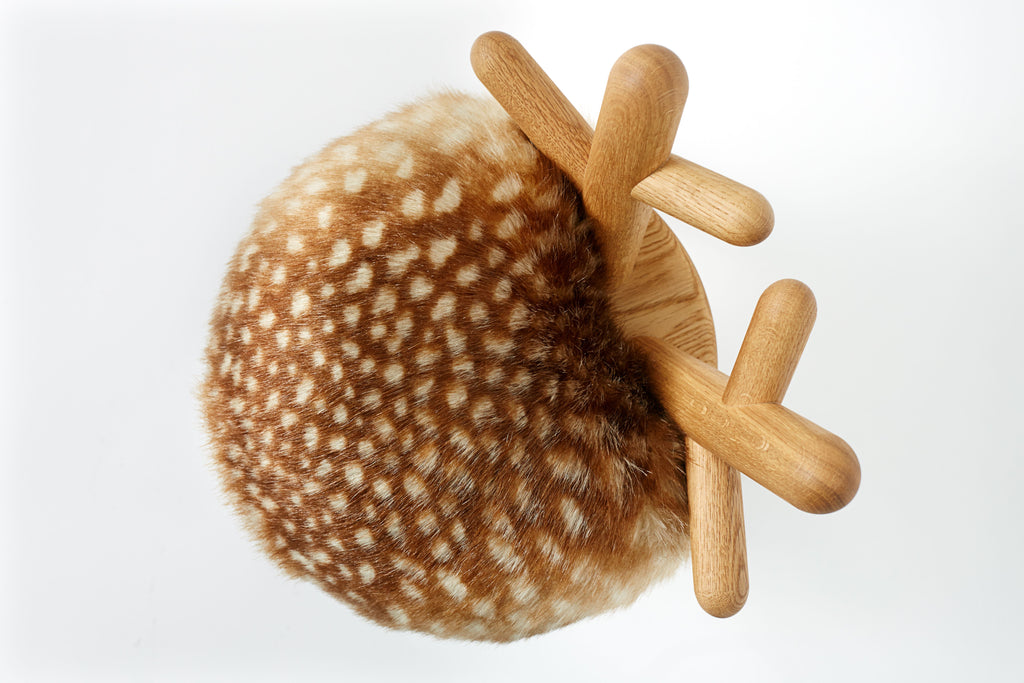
[688,438,749,617]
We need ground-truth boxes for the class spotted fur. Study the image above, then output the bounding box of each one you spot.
[201,92,690,641]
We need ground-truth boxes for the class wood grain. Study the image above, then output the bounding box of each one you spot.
[687,441,748,617]
[724,279,816,405]
[471,31,773,248]
[635,335,861,514]
[471,32,591,187]
[608,213,715,362]
[633,155,774,246]
[581,45,687,286]
[688,279,815,616]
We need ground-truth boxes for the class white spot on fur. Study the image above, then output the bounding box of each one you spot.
[341,341,360,358]
[560,497,586,536]
[387,606,411,627]
[295,378,314,404]
[372,287,397,315]
[497,211,526,239]
[317,205,333,229]
[484,334,514,355]
[509,575,538,603]
[238,243,258,272]
[533,533,563,565]
[265,391,280,411]
[372,478,392,500]
[329,239,351,267]
[409,275,433,299]
[332,143,357,163]
[416,511,439,535]
[487,247,506,268]
[433,178,462,213]
[471,598,496,619]
[450,520,467,546]
[355,528,375,547]
[362,219,385,247]
[348,264,372,292]
[491,174,523,202]
[342,305,361,326]
[393,315,413,342]
[446,384,467,409]
[468,302,489,323]
[344,168,367,193]
[393,554,427,582]
[508,302,529,329]
[383,363,405,384]
[401,189,425,219]
[386,513,405,543]
[471,399,494,422]
[403,473,427,500]
[305,178,328,194]
[428,237,457,266]
[291,290,311,317]
[415,347,439,368]
[431,539,453,562]
[396,155,414,178]
[414,428,437,456]
[399,580,423,601]
[387,244,420,275]
[431,293,456,320]
[445,326,466,354]
[487,536,523,572]
[455,264,480,286]
[376,139,407,163]
[493,278,512,302]
[290,550,315,572]
[328,493,347,515]
[437,569,467,601]
[345,462,364,487]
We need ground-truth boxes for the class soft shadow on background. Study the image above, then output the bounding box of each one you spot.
[2,0,1022,681]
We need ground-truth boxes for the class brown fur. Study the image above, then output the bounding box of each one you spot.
[201,93,689,641]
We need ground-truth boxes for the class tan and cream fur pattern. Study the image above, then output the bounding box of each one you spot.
[202,92,690,641]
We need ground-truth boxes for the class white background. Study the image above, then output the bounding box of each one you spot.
[2,0,1022,680]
